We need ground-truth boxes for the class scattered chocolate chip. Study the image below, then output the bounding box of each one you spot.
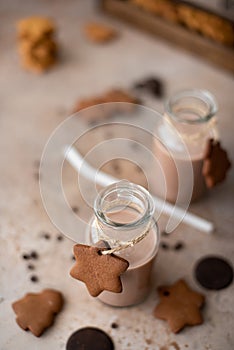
[160,242,169,250]
[57,234,64,241]
[27,264,35,270]
[30,251,39,260]
[72,206,79,214]
[111,322,119,329]
[41,232,51,240]
[133,77,164,98]
[195,256,233,290]
[71,255,76,261]
[174,242,184,251]
[22,254,30,260]
[66,327,114,350]
[30,275,39,283]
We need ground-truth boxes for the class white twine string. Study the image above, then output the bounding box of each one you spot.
[94,217,152,255]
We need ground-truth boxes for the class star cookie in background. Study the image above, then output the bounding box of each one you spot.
[70,244,129,297]
[17,16,58,73]
[202,138,231,188]
[154,279,205,333]
[12,289,64,336]
[84,22,118,43]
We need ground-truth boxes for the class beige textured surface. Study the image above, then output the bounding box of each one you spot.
[0,1,234,349]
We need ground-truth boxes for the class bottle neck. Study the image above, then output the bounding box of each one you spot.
[163,89,219,154]
[92,181,155,253]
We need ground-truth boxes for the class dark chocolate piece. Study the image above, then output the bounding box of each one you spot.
[66,327,114,350]
[195,256,233,290]
[134,77,164,98]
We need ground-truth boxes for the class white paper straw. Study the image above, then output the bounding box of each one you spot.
[64,146,214,234]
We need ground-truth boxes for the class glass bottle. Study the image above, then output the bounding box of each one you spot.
[153,89,218,204]
[87,181,160,307]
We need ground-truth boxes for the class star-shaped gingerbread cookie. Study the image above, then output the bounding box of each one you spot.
[202,138,231,188]
[154,279,205,333]
[70,244,129,297]
[12,289,64,337]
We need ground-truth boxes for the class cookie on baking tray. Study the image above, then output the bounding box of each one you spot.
[154,279,205,333]
[12,289,64,337]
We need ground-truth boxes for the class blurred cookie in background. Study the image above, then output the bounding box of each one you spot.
[84,22,118,43]
[17,16,58,73]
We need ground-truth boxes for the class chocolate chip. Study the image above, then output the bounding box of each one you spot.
[66,327,114,350]
[111,323,119,329]
[195,256,233,290]
[30,275,39,283]
[22,254,30,260]
[174,242,184,251]
[27,264,35,270]
[57,234,64,241]
[30,251,38,260]
[160,242,169,250]
[41,232,51,240]
[71,255,76,261]
[72,206,79,214]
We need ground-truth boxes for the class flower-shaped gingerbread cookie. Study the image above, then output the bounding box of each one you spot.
[12,289,64,337]
[202,138,231,188]
[70,244,129,297]
[154,279,205,333]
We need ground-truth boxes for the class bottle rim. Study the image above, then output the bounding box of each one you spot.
[164,89,218,125]
[94,180,155,230]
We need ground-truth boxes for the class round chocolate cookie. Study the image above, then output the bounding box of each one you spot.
[195,256,233,290]
[66,327,114,350]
